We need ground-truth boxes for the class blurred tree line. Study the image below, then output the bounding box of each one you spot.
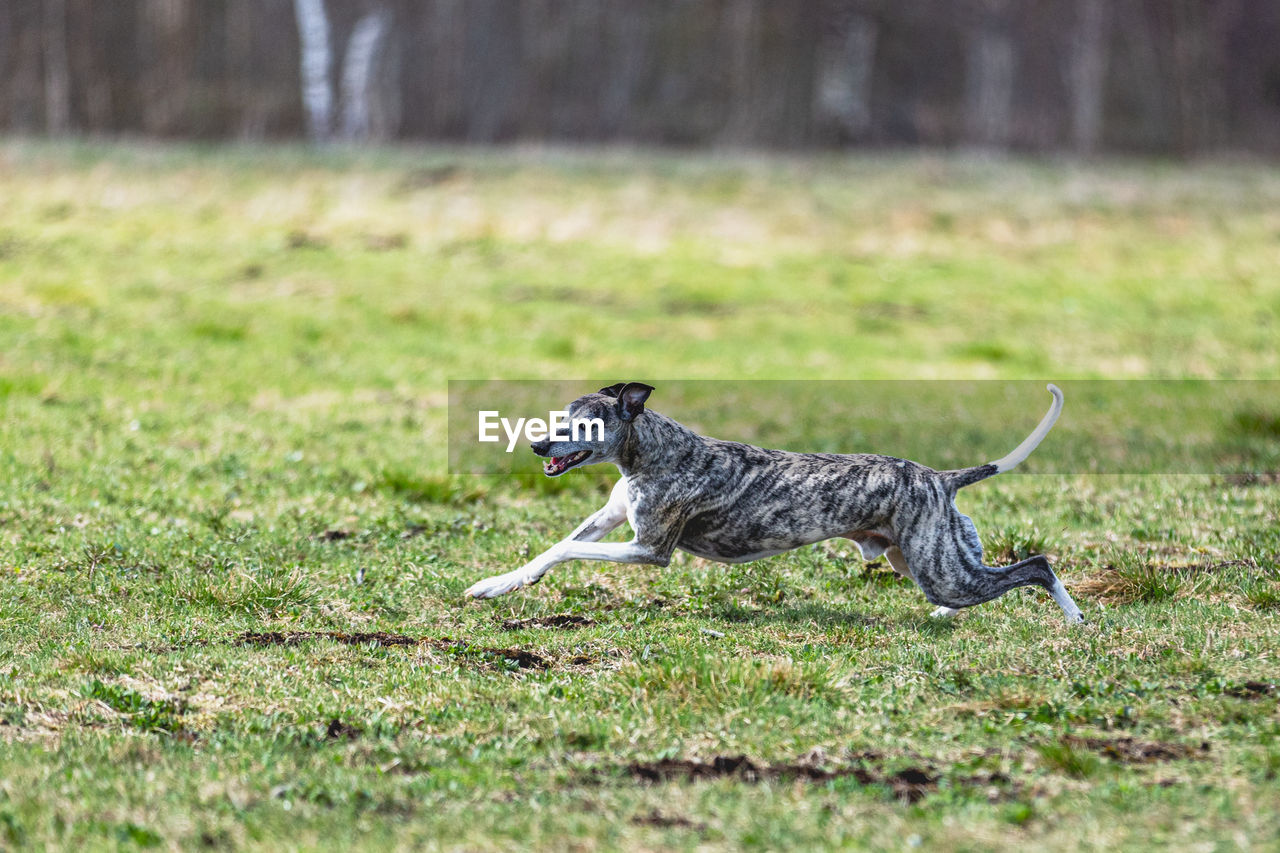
[1,0,1277,154]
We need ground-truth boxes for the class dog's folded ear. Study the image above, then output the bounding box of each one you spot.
[598,382,627,397]
[616,382,654,422]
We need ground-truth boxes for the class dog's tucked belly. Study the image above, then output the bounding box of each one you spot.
[674,508,878,563]
[675,535,801,563]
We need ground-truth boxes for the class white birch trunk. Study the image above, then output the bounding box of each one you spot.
[340,9,391,141]
[293,0,333,141]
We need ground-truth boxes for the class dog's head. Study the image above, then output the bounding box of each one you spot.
[531,381,654,476]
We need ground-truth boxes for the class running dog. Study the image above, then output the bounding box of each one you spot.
[465,382,1084,623]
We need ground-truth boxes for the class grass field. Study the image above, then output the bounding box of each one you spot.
[1,141,1278,850]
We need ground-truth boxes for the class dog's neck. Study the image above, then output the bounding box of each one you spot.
[615,410,706,478]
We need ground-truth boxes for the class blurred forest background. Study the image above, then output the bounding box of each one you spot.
[1,0,1278,154]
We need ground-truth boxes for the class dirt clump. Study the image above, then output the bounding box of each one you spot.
[500,615,595,631]
[233,630,549,669]
[1065,735,1209,764]
[623,754,1003,804]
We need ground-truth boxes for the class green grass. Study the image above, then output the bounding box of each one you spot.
[1,141,1279,850]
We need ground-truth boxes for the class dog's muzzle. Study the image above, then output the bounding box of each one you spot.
[532,442,592,476]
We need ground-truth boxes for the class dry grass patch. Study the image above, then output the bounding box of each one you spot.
[1076,549,1261,605]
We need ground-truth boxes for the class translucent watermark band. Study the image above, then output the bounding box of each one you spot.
[448,380,1280,477]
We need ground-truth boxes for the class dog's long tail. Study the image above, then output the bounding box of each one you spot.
[942,384,1064,491]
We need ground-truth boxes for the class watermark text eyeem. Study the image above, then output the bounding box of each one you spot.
[477,410,605,452]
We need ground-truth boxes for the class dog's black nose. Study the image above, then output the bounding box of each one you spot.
[530,440,552,457]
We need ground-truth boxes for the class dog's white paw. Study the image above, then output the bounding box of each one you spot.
[930,606,960,619]
[464,572,526,599]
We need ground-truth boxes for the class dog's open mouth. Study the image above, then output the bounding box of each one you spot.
[543,450,591,476]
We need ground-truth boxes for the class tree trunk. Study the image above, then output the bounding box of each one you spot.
[1068,0,1108,154]
[340,9,391,141]
[813,2,878,142]
[142,0,194,136]
[719,0,762,145]
[293,0,333,142]
[43,0,71,134]
[963,0,1014,151]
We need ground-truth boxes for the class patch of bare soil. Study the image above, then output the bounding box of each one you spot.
[1225,680,1276,699]
[1065,735,1209,764]
[0,708,74,743]
[447,645,548,669]
[324,719,362,740]
[500,615,595,631]
[237,630,418,647]
[622,754,1008,804]
[631,811,707,831]
[233,630,549,669]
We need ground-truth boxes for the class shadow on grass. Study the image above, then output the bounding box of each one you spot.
[714,602,880,629]
[711,601,961,635]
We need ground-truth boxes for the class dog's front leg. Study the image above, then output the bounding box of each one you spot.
[464,480,633,599]
[465,538,667,599]
[563,477,631,544]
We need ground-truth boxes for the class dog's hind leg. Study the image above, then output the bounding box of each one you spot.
[900,515,1084,624]
[850,534,959,619]
[938,554,1082,623]
[884,545,912,580]
[850,535,945,613]
[925,513,979,619]
[1045,571,1085,623]
[884,544,958,618]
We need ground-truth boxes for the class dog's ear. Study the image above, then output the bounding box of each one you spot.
[616,382,654,422]
[598,382,627,397]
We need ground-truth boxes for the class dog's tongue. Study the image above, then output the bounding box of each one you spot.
[545,452,586,474]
